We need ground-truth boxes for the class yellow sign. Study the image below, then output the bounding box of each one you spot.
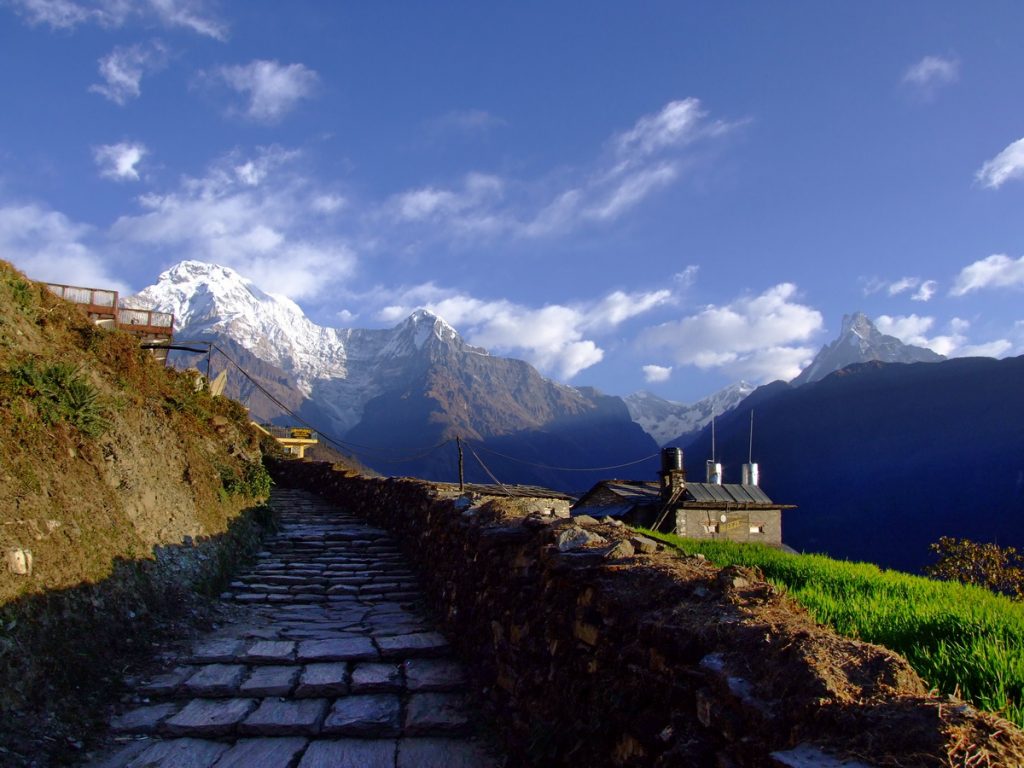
[289,428,312,439]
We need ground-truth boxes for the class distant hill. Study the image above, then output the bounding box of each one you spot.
[676,356,1024,572]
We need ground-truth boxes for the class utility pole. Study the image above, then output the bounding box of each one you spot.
[457,436,465,493]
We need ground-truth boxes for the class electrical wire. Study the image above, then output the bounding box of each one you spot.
[466,441,660,473]
[463,442,513,497]
[205,343,453,463]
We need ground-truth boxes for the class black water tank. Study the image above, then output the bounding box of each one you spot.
[661,447,683,473]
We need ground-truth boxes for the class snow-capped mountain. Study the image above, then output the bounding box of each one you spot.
[790,312,944,386]
[625,381,755,446]
[127,261,481,431]
[127,261,657,490]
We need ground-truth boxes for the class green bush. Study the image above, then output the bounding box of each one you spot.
[642,530,1024,728]
[3,360,109,438]
[219,459,273,500]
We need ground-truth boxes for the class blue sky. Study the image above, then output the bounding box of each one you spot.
[3,1,1024,401]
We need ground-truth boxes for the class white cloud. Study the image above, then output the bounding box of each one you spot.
[912,280,937,302]
[89,41,168,104]
[951,254,1024,295]
[876,314,1010,358]
[638,283,823,382]
[335,309,356,324]
[312,194,346,214]
[0,203,127,291]
[674,265,699,289]
[902,55,959,97]
[427,109,506,137]
[875,313,934,342]
[8,0,226,38]
[887,276,919,296]
[374,283,671,380]
[612,98,713,158]
[976,138,1024,189]
[642,364,672,383]
[387,98,741,242]
[212,60,318,123]
[93,142,147,181]
[109,147,356,299]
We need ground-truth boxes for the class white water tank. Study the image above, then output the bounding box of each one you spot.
[742,463,759,486]
[705,460,722,485]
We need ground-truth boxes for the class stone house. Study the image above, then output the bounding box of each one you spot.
[571,449,793,546]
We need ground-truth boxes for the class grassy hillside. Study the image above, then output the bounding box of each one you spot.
[643,530,1024,729]
[0,260,274,763]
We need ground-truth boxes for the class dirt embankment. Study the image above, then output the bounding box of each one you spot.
[0,261,276,764]
[273,461,1024,768]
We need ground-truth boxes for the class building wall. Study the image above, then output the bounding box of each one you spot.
[675,508,782,545]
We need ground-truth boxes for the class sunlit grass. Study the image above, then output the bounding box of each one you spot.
[641,530,1024,727]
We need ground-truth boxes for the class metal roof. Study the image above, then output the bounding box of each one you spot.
[685,482,775,505]
[571,479,784,514]
[601,481,660,502]
[571,502,637,519]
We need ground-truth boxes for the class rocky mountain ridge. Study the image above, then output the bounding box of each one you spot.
[791,311,944,386]
[624,382,755,446]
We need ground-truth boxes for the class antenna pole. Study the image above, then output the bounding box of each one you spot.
[748,410,754,464]
[457,436,465,493]
[711,413,716,462]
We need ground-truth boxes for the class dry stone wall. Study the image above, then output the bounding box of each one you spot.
[271,460,1024,768]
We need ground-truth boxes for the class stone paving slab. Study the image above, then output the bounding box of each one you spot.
[377,631,450,658]
[322,694,402,737]
[296,637,378,662]
[213,738,309,768]
[240,699,329,736]
[106,738,230,767]
[183,664,247,697]
[163,698,257,737]
[243,640,296,663]
[404,658,468,691]
[351,662,402,692]
[191,639,246,663]
[297,739,397,768]
[239,665,300,697]
[405,692,472,735]
[295,663,349,697]
[110,703,181,734]
[397,738,500,768]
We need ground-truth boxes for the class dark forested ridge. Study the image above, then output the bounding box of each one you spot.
[677,356,1024,572]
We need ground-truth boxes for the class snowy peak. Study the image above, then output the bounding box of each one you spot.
[792,311,945,386]
[625,381,755,446]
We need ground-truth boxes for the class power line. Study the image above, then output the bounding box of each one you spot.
[466,441,660,473]
[206,343,452,463]
[463,441,513,497]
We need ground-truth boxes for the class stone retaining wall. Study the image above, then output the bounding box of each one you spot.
[270,460,1024,768]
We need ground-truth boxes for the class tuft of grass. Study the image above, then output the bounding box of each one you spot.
[2,359,109,438]
[219,459,273,500]
[642,530,1024,728]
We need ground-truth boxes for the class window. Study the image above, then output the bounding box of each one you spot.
[749,525,764,534]
[702,523,719,534]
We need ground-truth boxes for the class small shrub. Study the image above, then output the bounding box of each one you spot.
[219,459,273,500]
[3,360,109,438]
[926,537,1024,599]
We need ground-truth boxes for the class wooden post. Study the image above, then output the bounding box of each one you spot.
[457,436,465,493]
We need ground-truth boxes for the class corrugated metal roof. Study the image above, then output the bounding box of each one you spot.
[685,483,775,505]
[602,481,660,502]
[572,502,638,519]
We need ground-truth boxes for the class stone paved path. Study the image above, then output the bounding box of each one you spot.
[89,488,502,768]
